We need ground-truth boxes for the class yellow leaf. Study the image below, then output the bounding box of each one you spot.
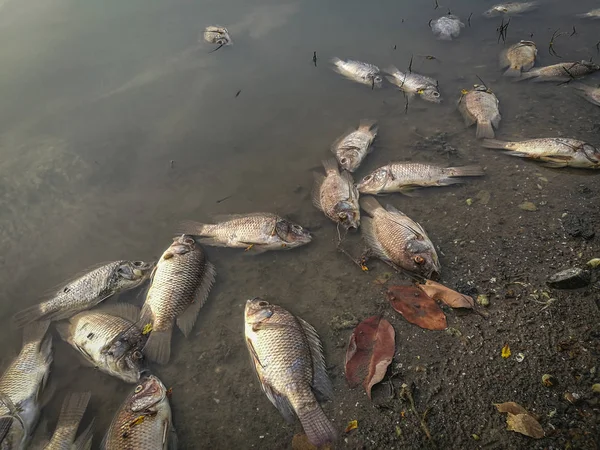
[501,344,511,359]
[142,323,153,335]
[345,420,358,433]
[461,89,469,95]
[360,264,369,272]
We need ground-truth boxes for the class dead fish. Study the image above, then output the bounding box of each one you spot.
[244,298,336,447]
[203,25,232,46]
[482,138,600,169]
[331,120,378,172]
[483,2,538,17]
[572,83,600,107]
[180,213,311,252]
[458,85,501,139]
[312,159,360,231]
[576,8,600,19]
[430,15,464,40]
[102,375,176,450]
[518,60,600,82]
[356,163,484,195]
[139,235,215,365]
[500,40,537,77]
[361,197,440,279]
[0,321,53,449]
[331,58,383,88]
[56,304,147,383]
[385,66,441,103]
[13,261,154,328]
[43,392,93,450]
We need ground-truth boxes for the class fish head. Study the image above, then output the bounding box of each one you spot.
[274,220,312,247]
[335,202,360,231]
[580,60,600,71]
[129,375,167,412]
[483,6,505,17]
[114,260,154,289]
[338,150,362,172]
[166,234,197,258]
[102,334,146,383]
[406,240,441,280]
[356,168,390,194]
[420,87,442,103]
[582,143,600,167]
[245,298,275,326]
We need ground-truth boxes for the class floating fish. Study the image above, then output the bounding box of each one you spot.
[500,40,537,77]
[331,58,382,88]
[385,66,441,103]
[431,15,464,40]
[331,120,378,172]
[458,86,501,139]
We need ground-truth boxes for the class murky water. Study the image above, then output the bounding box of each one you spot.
[1,0,599,448]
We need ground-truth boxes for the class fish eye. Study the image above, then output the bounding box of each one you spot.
[363,175,373,182]
[132,261,145,267]
[183,237,195,246]
[134,384,143,393]
[433,92,440,97]
[133,350,143,360]
[340,157,347,164]
[258,301,269,307]
[414,255,425,265]
[338,212,348,221]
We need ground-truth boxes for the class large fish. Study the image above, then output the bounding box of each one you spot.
[56,304,147,383]
[0,321,53,450]
[43,392,93,450]
[331,58,382,88]
[361,197,440,279]
[13,261,154,328]
[482,138,600,169]
[180,213,311,253]
[244,298,336,447]
[331,120,378,172]
[458,85,501,139]
[313,159,360,230]
[139,235,216,365]
[102,375,176,450]
[430,15,464,40]
[518,60,600,82]
[483,2,538,17]
[385,66,441,103]
[356,163,484,195]
[500,41,537,77]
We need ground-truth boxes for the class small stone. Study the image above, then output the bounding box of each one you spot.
[476,294,490,307]
[592,384,600,394]
[466,198,473,206]
[476,190,491,205]
[518,201,537,211]
[472,434,480,441]
[564,392,581,404]
[542,374,557,387]
[547,267,591,289]
[587,258,600,268]
[515,353,525,363]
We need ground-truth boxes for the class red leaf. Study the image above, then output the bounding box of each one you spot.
[387,285,447,330]
[417,280,474,309]
[345,316,395,399]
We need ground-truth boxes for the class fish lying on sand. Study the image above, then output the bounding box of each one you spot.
[181,213,312,252]
[331,58,383,88]
[458,85,501,139]
[483,2,538,17]
[430,15,464,40]
[385,66,441,103]
[518,61,600,82]
[356,163,484,195]
[572,83,600,107]
[500,40,537,77]
[244,298,336,447]
[482,138,600,169]
[43,392,93,450]
[331,120,378,172]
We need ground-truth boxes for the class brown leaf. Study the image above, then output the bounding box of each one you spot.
[495,401,529,415]
[417,280,474,309]
[506,413,545,439]
[387,285,447,330]
[345,316,395,399]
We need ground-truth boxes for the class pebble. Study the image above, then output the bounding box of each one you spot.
[547,267,591,289]
[476,294,490,307]
[518,201,537,211]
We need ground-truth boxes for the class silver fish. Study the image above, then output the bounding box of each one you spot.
[331,58,382,88]
[572,83,600,107]
[13,261,154,328]
[430,15,464,40]
[56,304,147,383]
[43,392,93,450]
[356,163,484,195]
[203,25,232,47]
[483,2,538,17]
[331,120,378,172]
[576,8,600,19]
[180,213,311,252]
[458,85,501,139]
[482,138,600,169]
[385,66,441,103]
[518,60,600,82]
[244,298,336,447]
[0,321,53,450]
[500,41,537,77]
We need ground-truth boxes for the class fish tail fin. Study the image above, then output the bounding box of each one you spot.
[447,165,485,178]
[358,119,378,134]
[178,220,211,237]
[481,139,509,149]
[22,319,51,345]
[297,403,337,447]
[54,392,91,442]
[142,329,172,365]
[13,303,47,328]
[360,196,383,216]
[321,158,339,174]
[475,120,495,139]
[503,66,522,77]
[73,418,94,450]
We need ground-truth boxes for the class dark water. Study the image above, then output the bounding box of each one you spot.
[0,0,599,448]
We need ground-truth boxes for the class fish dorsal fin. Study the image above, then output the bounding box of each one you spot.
[383,206,427,239]
[297,317,333,402]
[94,303,140,323]
[312,172,326,211]
[176,261,216,337]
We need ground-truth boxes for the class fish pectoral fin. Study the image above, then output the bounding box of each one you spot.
[262,383,296,424]
[246,338,264,368]
[540,161,568,168]
[296,318,333,402]
[73,418,94,450]
[361,218,389,261]
[399,185,425,197]
[543,154,573,161]
[167,423,178,450]
[175,262,216,337]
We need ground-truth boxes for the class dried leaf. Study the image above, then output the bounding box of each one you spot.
[506,413,544,439]
[387,285,447,330]
[417,280,474,309]
[345,316,395,399]
[345,420,358,433]
[495,402,529,415]
[501,344,511,359]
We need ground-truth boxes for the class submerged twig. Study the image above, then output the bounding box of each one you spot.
[400,384,433,442]
[468,12,473,27]
[313,51,317,67]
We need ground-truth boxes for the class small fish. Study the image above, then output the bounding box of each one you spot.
[0,321,53,449]
[43,392,93,450]
[500,40,537,77]
[385,66,441,102]
[244,298,336,447]
[203,25,232,46]
[518,60,600,82]
[102,375,176,450]
[180,213,311,253]
[430,15,464,40]
[356,163,484,195]
[458,85,501,139]
[139,235,216,364]
[576,8,600,19]
[331,58,383,88]
[313,159,360,230]
[13,261,154,328]
[483,2,538,17]
[482,138,600,169]
[572,83,600,107]
[56,304,147,383]
[361,197,440,279]
[331,120,378,172]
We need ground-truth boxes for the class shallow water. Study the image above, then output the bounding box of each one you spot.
[0,0,599,448]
